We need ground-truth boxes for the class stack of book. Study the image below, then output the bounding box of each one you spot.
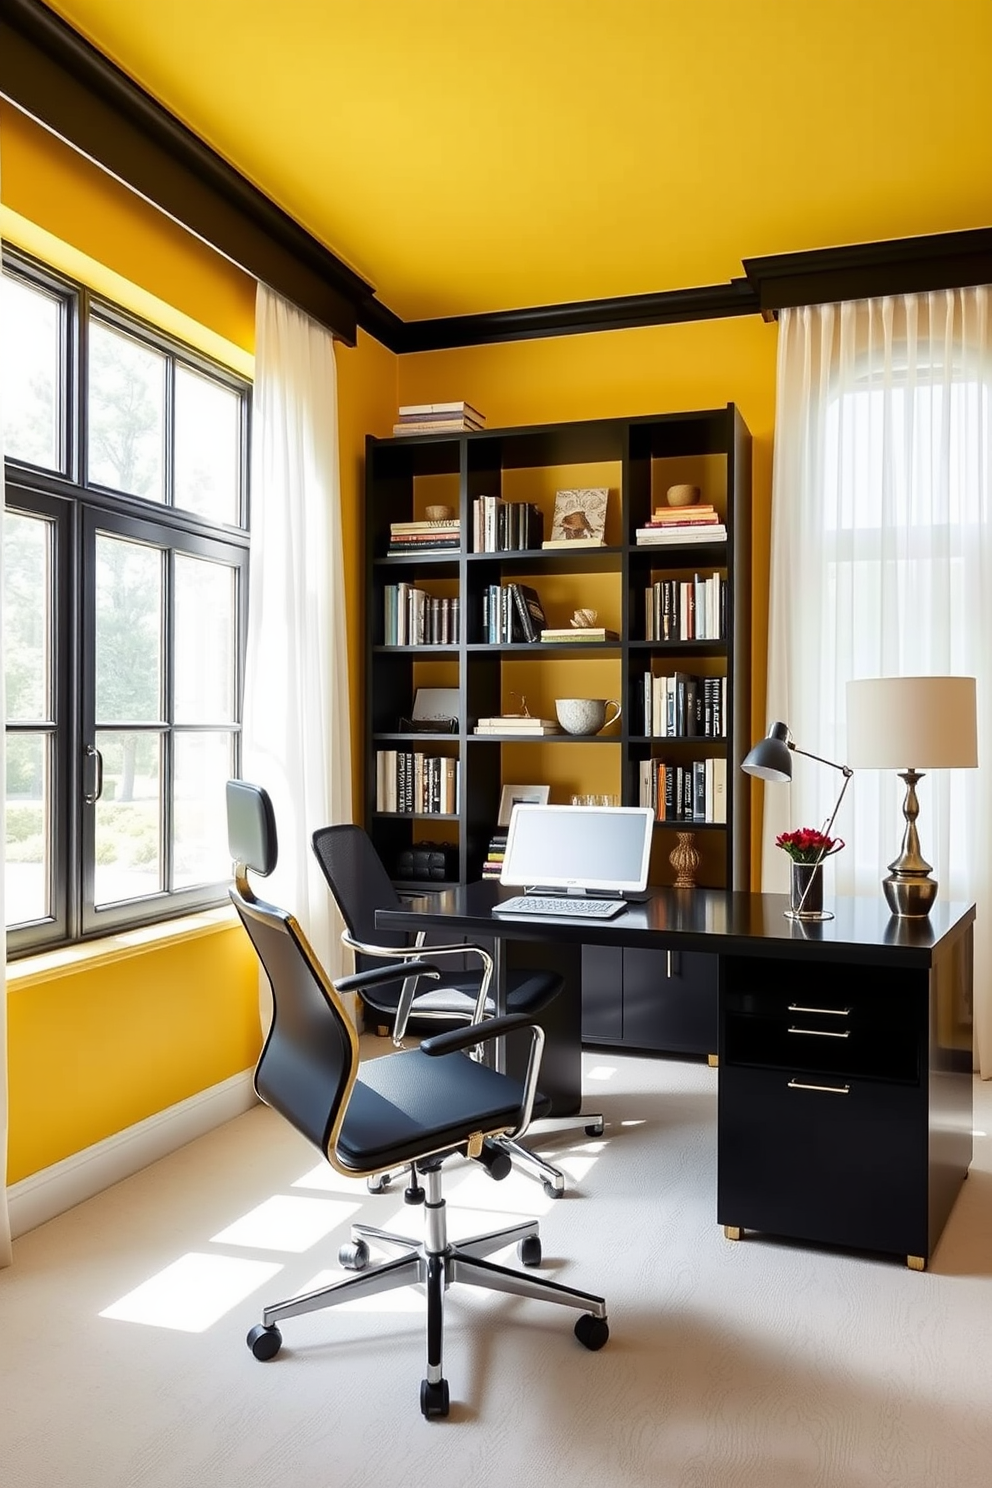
[482,830,508,879]
[539,626,619,643]
[392,401,486,436]
[387,518,460,555]
[635,503,727,545]
[638,756,727,823]
[375,750,459,814]
[472,496,544,552]
[644,573,726,641]
[480,582,547,643]
[473,715,561,736]
[383,584,460,645]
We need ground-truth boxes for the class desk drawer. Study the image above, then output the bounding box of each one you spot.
[724,1010,920,1084]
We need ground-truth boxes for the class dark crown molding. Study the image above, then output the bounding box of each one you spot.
[0,0,374,343]
[743,229,992,320]
[1,2,989,353]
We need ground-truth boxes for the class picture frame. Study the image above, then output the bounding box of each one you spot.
[497,782,550,827]
[412,687,460,723]
[549,487,609,545]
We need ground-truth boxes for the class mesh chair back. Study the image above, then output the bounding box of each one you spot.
[312,823,408,968]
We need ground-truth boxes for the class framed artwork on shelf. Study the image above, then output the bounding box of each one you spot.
[497,783,550,827]
[542,487,609,549]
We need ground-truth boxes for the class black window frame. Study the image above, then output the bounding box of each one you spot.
[2,247,251,958]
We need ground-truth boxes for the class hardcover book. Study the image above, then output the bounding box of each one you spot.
[542,487,609,547]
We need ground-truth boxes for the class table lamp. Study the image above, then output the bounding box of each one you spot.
[846,676,978,917]
[741,722,853,919]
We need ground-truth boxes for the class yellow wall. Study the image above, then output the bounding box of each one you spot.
[6,925,261,1183]
[1,103,400,1184]
[396,317,778,881]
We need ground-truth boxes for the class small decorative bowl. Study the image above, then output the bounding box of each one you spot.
[666,484,701,507]
[425,504,453,521]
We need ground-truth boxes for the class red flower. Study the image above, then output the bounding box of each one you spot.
[775,828,844,863]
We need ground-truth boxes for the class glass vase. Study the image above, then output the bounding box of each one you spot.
[788,860,827,919]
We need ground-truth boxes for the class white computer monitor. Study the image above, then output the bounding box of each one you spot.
[499,804,654,895]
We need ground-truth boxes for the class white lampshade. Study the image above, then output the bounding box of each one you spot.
[846,676,978,769]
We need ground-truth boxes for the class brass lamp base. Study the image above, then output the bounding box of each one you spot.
[883,872,938,918]
[885,768,938,918]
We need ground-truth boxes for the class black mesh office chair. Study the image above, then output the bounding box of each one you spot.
[311,823,604,1198]
[227,781,608,1418]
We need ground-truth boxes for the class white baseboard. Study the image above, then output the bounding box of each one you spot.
[7,1069,258,1240]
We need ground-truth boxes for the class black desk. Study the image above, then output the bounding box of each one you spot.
[377,884,975,1267]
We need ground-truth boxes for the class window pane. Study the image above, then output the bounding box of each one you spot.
[174,554,236,723]
[94,730,161,905]
[174,732,234,887]
[1,274,62,470]
[4,510,53,721]
[5,733,50,925]
[96,534,162,722]
[88,321,166,501]
[175,366,241,524]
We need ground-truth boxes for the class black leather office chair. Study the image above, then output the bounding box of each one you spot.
[227,781,608,1418]
[311,823,604,1199]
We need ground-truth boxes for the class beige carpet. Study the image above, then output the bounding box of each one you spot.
[3,1048,992,1488]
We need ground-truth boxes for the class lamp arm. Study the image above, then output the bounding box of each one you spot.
[789,742,854,779]
[792,762,854,919]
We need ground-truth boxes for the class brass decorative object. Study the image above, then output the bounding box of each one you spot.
[669,830,701,888]
[570,607,598,628]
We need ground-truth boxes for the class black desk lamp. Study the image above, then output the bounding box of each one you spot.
[742,722,853,919]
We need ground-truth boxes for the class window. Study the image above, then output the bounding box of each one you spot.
[1,251,250,955]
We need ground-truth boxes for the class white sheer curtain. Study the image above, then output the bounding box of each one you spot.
[242,285,352,981]
[0,221,11,1264]
[764,288,992,1075]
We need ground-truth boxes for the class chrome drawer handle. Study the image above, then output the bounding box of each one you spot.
[788,1026,850,1038]
[788,1078,850,1095]
[788,1003,850,1016]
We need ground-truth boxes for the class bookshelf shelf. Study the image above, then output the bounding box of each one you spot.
[364,404,751,894]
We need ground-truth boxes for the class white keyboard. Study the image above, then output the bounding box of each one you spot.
[493,894,626,919]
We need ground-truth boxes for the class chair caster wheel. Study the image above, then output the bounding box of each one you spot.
[543,1179,564,1200]
[585,1122,605,1137]
[338,1239,370,1270]
[518,1235,542,1267]
[420,1377,449,1418]
[574,1314,609,1351]
[247,1323,282,1361]
[367,1173,391,1194]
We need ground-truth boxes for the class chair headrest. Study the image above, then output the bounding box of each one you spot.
[226,779,278,877]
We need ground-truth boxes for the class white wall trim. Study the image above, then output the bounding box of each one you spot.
[7,1069,258,1240]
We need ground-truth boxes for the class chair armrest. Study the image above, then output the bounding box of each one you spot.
[341,931,494,1041]
[419,1014,534,1057]
[420,1014,546,1140]
[335,961,440,996]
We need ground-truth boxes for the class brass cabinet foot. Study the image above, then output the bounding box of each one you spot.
[723,1225,743,1241]
[906,1254,927,1271]
[707,1053,719,1068]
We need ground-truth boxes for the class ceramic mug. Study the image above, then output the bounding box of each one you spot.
[555,698,622,736]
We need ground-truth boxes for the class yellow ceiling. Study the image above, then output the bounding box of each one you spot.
[41,0,992,322]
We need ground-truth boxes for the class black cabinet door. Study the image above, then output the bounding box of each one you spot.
[581,945,623,1041]
[717,1066,928,1258]
[623,948,718,1055]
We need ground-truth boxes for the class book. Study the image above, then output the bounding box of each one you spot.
[473,723,561,735]
[539,627,618,642]
[398,401,485,422]
[648,504,718,521]
[541,537,607,549]
[635,526,727,544]
[389,520,460,534]
[509,583,547,642]
[546,487,609,546]
[475,716,559,729]
[392,420,483,436]
[640,514,721,528]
